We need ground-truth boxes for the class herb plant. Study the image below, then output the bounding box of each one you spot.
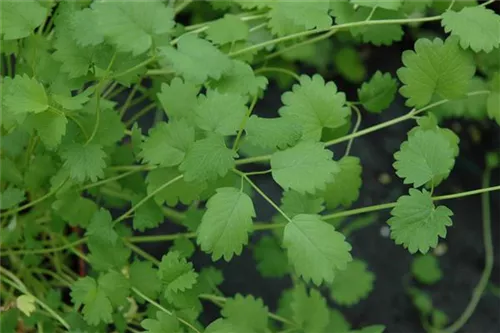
[1,0,499,332]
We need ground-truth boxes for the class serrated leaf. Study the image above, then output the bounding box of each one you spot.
[393,130,455,188]
[350,0,402,10]
[1,1,47,40]
[271,141,339,194]
[388,189,453,254]
[0,187,25,210]
[397,37,475,107]
[27,112,67,150]
[98,271,130,307]
[322,156,362,210]
[140,120,195,167]
[329,259,375,306]
[358,71,398,113]
[52,90,91,111]
[245,115,302,150]
[70,8,104,47]
[206,14,249,45]
[132,195,164,232]
[195,90,247,136]
[197,187,255,261]
[209,60,268,98]
[205,319,248,333]
[87,237,131,271]
[70,277,112,325]
[159,35,233,84]
[60,143,107,183]
[16,295,36,317]
[411,255,442,284]
[283,214,352,285]
[279,75,350,140]
[326,309,351,333]
[2,75,48,114]
[442,6,500,53]
[141,311,182,333]
[52,31,95,78]
[130,261,161,302]
[172,237,195,258]
[157,77,199,123]
[86,208,118,245]
[158,251,198,294]
[146,168,206,207]
[291,284,329,333]
[92,0,174,55]
[334,47,366,83]
[180,135,237,182]
[253,235,290,278]
[281,190,325,218]
[222,294,268,331]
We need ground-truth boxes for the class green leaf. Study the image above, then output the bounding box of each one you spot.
[2,75,49,114]
[358,71,398,113]
[326,309,351,333]
[393,130,456,188]
[86,208,118,245]
[197,187,255,261]
[180,135,237,182]
[350,0,402,10]
[268,1,332,36]
[283,214,352,285]
[16,295,36,317]
[0,187,25,210]
[87,237,131,271]
[329,259,375,306]
[70,8,104,47]
[70,277,113,325]
[487,73,500,125]
[388,189,453,254]
[52,31,94,78]
[334,47,366,83]
[244,115,302,150]
[130,261,161,302]
[52,193,98,227]
[209,60,268,98]
[281,190,325,218]
[171,237,195,258]
[27,112,67,150]
[205,319,248,333]
[222,294,268,331]
[146,168,206,206]
[92,0,174,55]
[157,77,200,123]
[442,6,500,53]
[322,156,362,210]
[140,120,195,167]
[206,14,249,45]
[132,195,164,232]
[1,1,47,40]
[52,90,91,111]
[291,284,329,333]
[159,35,233,84]
[98,271,130,307]
[271,141,339,194]
[397,37,475,107]
[253,235,290,278]
[141,311,182,333]
[158,251,198,295]
[411,255,442,284]
[279,75,350,140]
[195,90,247,136]
[60,143,107,183]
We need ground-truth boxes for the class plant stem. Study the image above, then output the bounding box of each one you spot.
[120,80,142,117]
[124,241,160,266]
[437,169,494,333]
[254,67,301,81]
[125,103,157,127]
[132,287,201,333]
[344,104,362,157]
[233,95,258,152]
[111,57,157,79]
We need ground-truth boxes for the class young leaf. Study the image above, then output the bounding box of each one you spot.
[2,75,49,114]
[98,271,130,307]
[334,47,366,83]
[86,208,118,245]
[279,75,350,141]
[179,135,236,182]
[132,195,164,232]
[322,156,362,209]
[350,0,402,10]
[271,141,339,194]
[139,120,195,167]
[358,71,398,113]
[397,37,475,107]
[253,235,290,278]
[70,8,104,47]
[158,251,198,295]
[268,1,332,36]
[281,190,325,218]
[291,284,330,333]
[206,14,249,45]
[388,189,453,254]
[222,294,268,332]
[442,6,500,53]
[205,319,248,333]
[129,261,161,302]
[244,115,302,150]
[1,1,47,40]
[159,35,233,84]
[283,214,352,285]
[194,90,247,136]
[209,60,268,98]
[141,311,181,333]
[70,277,113,325]
[157,77,199,123]
[393,130,455,188]
[329,259,375,306]
[411,255,442,284]
[92,1,174,55]
[87,237,131,272]
[197,187,256,261]
[146,168,206,206]
[60,143,107,183]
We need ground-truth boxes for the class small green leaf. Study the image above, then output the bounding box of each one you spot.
[130,261,161,303]
[1,1,47,40]
[244,115,302,150]
[350,0,402,10]
[322,156,362,209]
[2,75,49,114]
[388,189,453,254]
[0,187,25,210]
[291,284,330,333]
[146,168,206,206]
[206,14,249,45]
[157,77,199,123]
[158,251,198,295]
[329,259,375,306]
[86,208,118,245]
[253,235,290,278]
[197,187,255,261]
[358,71,398,113]
[222,294,268,332]
[60,143,107,183]
[411,255,442,284]
[16,295,36,317]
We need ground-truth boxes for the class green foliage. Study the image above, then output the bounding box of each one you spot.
[1,1,498,332]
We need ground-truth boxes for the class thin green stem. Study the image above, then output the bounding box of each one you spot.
[120,80,142,117]
[233,95,258,152]
[124,241,160,266]
[127,232,197,243]
[235,154,272,166]
[0,238,86,257]
[254,67,301,81]
[132,287,201,333]
[102,81,119,98]
[146,68,175,76]
[79,168,150,191]
[174,0,193,15]
[245,169,272,176]
[344,104,362,157]
[112,57,156,79]
[437,168,494,333]
[125,103,157,127]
